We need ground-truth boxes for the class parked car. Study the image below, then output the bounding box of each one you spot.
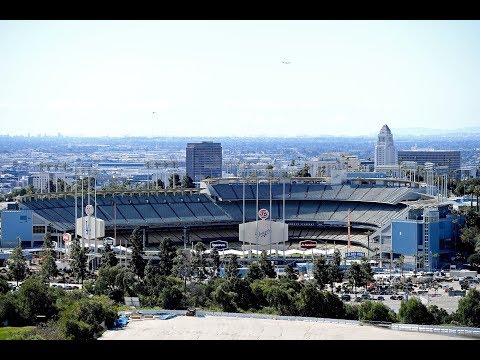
[341,294,351,301]
[355,297,362,302]
[377,296,385,301]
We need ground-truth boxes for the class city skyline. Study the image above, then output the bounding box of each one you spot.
[1,20,480,137]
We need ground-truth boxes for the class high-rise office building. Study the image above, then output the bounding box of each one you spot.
[186,142,222,182]
[398,149,461,177]
[374,124,397,169]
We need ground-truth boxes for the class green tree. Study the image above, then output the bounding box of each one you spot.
[41,251,58,283]
[225,254,239,280]
[346,262,362,294]
[40,231,58,282]
[181,175,195,188]
[398,255,405,277]
[358,300,396,323]
[128,228,145,278]
[259,251,276,278]
[160,286,184,309]
[76,297,117,335]
[7,247,28,286]
[474,184,480,212]
[158,237,176,276]
[168,173,181,188]
[228,277,256,311]
[459,226,480,258]
[296,283,323,318]
[17,275,57,323]
[285,263,299,280]
[144,258,158,279]
[69,237,89,284]
[266,285,297,316]
[209,247,221,277]
[359,258,374,291]
[456,289,480,327]
[0,278,10,294]
[467,252,480,271]
[322,291,347,319]
[427,305,450,325]
[154,178,165,189]
[92,265,140,302]
[42,231,54,249]
[191,242,208,281]
[212,282,237,312]
[327,249,344,292]
[246,262,263,282]
[58,295,117,340]
[296,164,311,177]
[101,241,118,268]
[466,183,475,208]
[398,297,433,325]
[0,293,24,326]
[313,255,329,290]
[172,249,192,292]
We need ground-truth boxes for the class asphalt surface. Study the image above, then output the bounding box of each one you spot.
[99,315,471,340]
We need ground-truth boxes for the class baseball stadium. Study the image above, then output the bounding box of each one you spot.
[1,176,461,271]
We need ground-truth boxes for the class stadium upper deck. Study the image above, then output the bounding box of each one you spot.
[14,183,424,233]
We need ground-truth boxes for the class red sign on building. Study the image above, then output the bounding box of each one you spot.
[299,240,317,249]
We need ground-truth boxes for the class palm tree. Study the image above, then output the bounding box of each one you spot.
[321,165,326,177]
[417,253,425,271]
[474,185,480,212]
[372,246,380,265]
[431,253,440,270]
[365,230,373,259]
[398,255,405,277]
[466,183,475,208]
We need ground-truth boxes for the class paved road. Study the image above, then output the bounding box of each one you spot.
[99,316,471,340]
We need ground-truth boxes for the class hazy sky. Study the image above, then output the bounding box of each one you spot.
[1,20,479,137]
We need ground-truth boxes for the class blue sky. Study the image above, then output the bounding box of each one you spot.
[1,20,479,137]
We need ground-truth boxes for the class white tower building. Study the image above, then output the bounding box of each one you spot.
[374,124,397,169]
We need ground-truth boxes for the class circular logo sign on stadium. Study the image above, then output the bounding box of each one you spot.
[85,204,94,216]
[63,233,71,243]
[258,208,269,220]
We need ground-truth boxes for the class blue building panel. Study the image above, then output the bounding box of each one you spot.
[1,210,33,248]
[427,222,440,256]
[438,219,452,240]
[391,221,421,255]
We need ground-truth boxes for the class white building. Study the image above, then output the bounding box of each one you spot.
[374,124,397,169]
[29,172,66,192]
[306,153,359,177]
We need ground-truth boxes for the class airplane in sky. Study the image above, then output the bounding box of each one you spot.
[282,60,291,64]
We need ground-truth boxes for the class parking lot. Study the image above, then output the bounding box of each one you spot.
[340,276,480,314]
[6,280,82,291]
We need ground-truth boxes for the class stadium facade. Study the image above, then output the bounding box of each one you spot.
[0,177,463,271]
